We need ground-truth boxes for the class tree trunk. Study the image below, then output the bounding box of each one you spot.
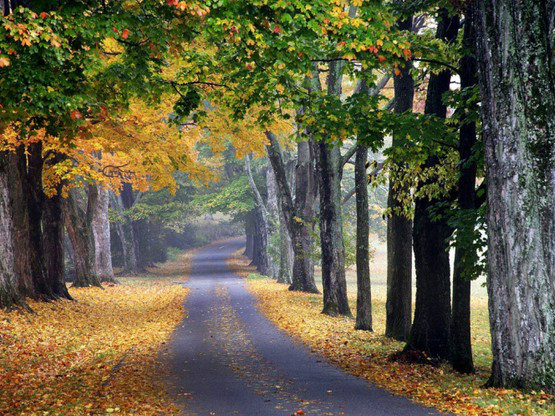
[267,157,294,283]
[0,153,20,309]
[386,14,414,342]
[43,190,72,300]
[91,185,116,283]
[318,139,351,316]
[277,210,293,284]
[406,10,459,360]
[110,191,139,274]
[64,189,101,288]
[120,184,148,272]
[244,231,254,259]
[9,144,54,300]
[7,148,35,299]
[41,153,71,300]
[355,144,372,330]
[266,132,319,293]
[476,0,555,391]
[318,60,351,317]
[450,3,477,374]
[245,155,272,276]
[250,223,262,269]
[266,161,281,278]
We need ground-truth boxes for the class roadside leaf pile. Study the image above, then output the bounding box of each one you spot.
[0,283,188,415]
[228,252,555,416]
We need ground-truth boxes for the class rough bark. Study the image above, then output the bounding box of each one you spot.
[0,153,20,309]
[120,185,149,272]
[7,148,35,299]
[91,185,116,283]
[110,191,139,274]
[43,189,71,300]
[354,144,372,330]
[266,161,281,279]
[406,10,459,360]
[277,210,293,284]
[64,189,101,288]
[450,3,477,374]
[476,0,555,391]
[266,132,319,293]
[28,143,52,298]
[9,144,56,300]
[244,231,254,259]
[318,60,351,317]
[386,14,414,342]
[245,155,272,277]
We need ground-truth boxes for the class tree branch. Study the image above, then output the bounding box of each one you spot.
[413,58,460,75]
[342,160,385,205]
[245,154,269,220]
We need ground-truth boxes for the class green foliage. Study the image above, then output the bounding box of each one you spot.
[0,1,202,138]
[447,204,488,281]
[173,88,202,123]
[192,175,256,220]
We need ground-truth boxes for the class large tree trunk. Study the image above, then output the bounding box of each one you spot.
[267,160,293,284]
[318,140,350,316]
[8,148,35,299]
[277,210,293,284]
[450,3,477,375]
[0,153,20,309]
[354,144,372,330]
[476,0,555,391]
[266,161,281,279]
[266,132,319,293]
[9,144,55,300]
[91,185,116,283]
[386,14,414,342]
[406,10,459,360]
[319,60,351,317]
[64,188,101,288]
[27,143,53,298]
[42,153,71,300]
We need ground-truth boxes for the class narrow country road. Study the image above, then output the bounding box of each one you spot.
[168,239,445,416]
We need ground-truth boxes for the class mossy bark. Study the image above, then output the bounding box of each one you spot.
[476,0,555,391]
[0,153,20,309]
[64,189,101,288]
[266,133,319,293]
[91,186,116,283]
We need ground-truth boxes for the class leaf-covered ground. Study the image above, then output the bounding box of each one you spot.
[228,252,555,416]
[0,252,193,416]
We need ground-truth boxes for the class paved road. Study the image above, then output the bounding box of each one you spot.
[168,239,445,416]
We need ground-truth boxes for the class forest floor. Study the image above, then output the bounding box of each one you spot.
[229,243,555,416]
[0,249,194,416]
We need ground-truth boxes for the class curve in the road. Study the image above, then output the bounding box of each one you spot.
[167,238,447,416]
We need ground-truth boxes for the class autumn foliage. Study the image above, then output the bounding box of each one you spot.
[228,252,555,416]
[0,282,188,415]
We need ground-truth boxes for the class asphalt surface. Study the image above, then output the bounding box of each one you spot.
[168,239,446,416]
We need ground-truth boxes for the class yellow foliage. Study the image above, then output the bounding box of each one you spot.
[0,282,188,416]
